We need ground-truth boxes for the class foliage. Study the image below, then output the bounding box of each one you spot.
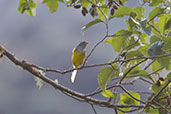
[18,0,36,16]
[16,0,171,113]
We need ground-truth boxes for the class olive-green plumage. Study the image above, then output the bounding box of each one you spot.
[72,48,86,68]
[71,41,88,83]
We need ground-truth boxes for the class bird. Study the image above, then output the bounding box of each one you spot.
[71,41,89,83]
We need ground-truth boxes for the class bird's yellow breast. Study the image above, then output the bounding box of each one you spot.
[72,48,86,68]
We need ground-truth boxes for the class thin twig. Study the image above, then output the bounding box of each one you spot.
[114,109,118,114]
[117,108,141,113]
[134,91,153,95]
[83,21,109,66]
[91,104,98,114]
[139,77,153,85]
[143,59,155,70]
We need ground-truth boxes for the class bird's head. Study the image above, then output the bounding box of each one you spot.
[75,41,89,53]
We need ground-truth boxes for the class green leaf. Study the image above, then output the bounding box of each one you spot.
[120,0,128,4]
[144,106,159,113]
[43,0,58,13]
[81,19,103,35]
[159,108,168,114]
[58,0,64,2]
[133,6,145,18]
[151,60,163,73]
[162,36,171,48]
[98,0,105,4]
[148,7,163,20]
[139,44,149,56]
[157,56,170,70]
[165,72,171,81]
[126,45,149,65]
[163,36,171,42]
[98,67,115,91]
[79,0,89,8]
[124,66,149,78]
[66,0,72,4]
[140,33,148,44]
[101,90,116,100]
[97,8,108,20]
[126,50,144,59]
[105,37,112,43]
[113,64,120,77]
[18,0,36,16]
[119,91,140,105]
[149,0,162,7]
[126,36,139,50]
[150,21,161,36]
[159,14,171,35]
[26,1,36,16]
[164,17,171,30]
[150,35,161,44]
[111,30,132,52]
[109,6,132,20]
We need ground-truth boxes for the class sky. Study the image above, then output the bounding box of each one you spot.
[0,0,150,114]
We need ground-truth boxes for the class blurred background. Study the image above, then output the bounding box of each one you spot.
[0,0,151,114]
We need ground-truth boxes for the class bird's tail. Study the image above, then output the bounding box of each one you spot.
[71,69,77,83]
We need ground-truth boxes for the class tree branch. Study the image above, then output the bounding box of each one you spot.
[0,45,144,109]
[31,53,171,75]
